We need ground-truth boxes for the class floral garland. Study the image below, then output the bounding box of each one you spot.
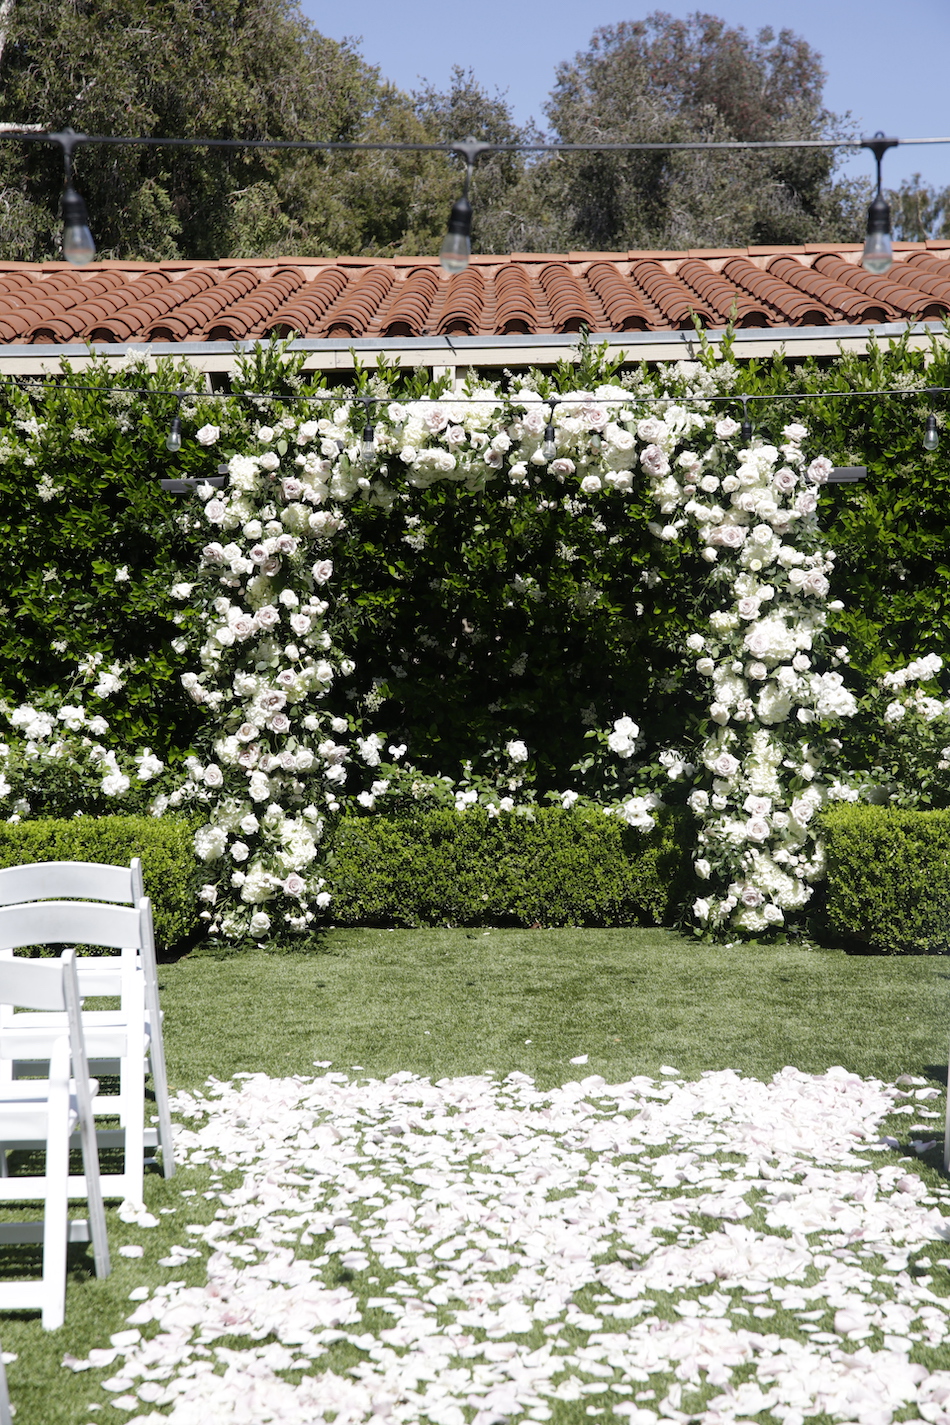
[158,374,859,941]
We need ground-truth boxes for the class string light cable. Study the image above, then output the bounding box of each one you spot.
[0,373,944,486]
[7,126,950,275]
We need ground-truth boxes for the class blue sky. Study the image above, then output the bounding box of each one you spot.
[299,0,950,194]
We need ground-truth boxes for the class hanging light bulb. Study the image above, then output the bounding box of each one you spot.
[740,402,753,443]
[862,191,893,275]
[923,413,940,452]
[360,416,375,463]
[439,195,472,275]
[541,399,558,461]
[52,129,95,265]
[61,182,96,265]
[439,138,490,276]
[861,133,898,275]
[165,409,182,453]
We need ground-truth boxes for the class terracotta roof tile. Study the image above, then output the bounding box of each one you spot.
[630,260,716,328]
[766,256,890,324]
[0,244,948,347]
[435,267,486,335]
[537,262,600,333]
[811,253,948,321]
[264,268,350,337]
[379,266,440,337]
[319,267,394,337]
[206,267,307,340]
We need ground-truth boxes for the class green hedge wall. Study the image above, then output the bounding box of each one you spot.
[322,806,693,928]
[0,815,202,951]
[821,804,950,954]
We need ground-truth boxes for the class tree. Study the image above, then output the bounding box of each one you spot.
[886,174,950,243]
[0,0,384,260]
[537,11,866,253]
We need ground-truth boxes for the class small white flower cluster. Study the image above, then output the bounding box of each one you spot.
[1,695,162,818]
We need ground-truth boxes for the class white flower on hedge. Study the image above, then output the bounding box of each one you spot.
[196,424,220,446]
[560,790,579,809]
[198,884,218,904]
[248,910,271,937]
[134,749,163,781]
[619,794,659,830]
[506,740,528,763]
[248,772,271,802]
[694,859,711,879]
[101,771,130,796]
[230,841,250,863]
[194,826,227,861]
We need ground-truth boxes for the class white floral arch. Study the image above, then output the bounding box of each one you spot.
[164,368,857,941]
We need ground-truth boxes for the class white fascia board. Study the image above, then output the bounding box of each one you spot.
[0,320,946,375]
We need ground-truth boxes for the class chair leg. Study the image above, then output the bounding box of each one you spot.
[41,1103,70,1331]
[148,1034,175,1179]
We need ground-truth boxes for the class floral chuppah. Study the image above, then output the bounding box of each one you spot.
[162,368,859,942]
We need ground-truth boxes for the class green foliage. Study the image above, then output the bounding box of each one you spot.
[821,804,950,953]
[728,328,950,691]
[0,815,203,950]
[322,806,693,928]
[539,12,865,252]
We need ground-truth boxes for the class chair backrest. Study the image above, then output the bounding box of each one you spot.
[0,900,149,954]
[0,859,143,908]
[0,955,67,1012]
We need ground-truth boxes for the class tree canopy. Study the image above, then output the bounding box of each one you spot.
[0,4,907,261]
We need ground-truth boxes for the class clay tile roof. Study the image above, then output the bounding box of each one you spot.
[677,259,771,327]
[435,267,485,335]
[811,253,948,321]
[205,267,307,341]
[719,256,831,325]
[630,260,715,328]
[537,262,600,333]
[30,272,172,343]
[89,270,218,342]
[1,243,949,347]
[320,267,395,337]
[379,267,441,337]
[584,263,651,331]
[146,269,258,341]
[767,255,890,324]
[264,268,350,337]
[494,264,539,334]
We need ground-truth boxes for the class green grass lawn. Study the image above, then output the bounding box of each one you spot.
[3,927,949,1424]
[161,928,950,1091]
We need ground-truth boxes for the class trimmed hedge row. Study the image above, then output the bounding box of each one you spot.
[8,805,950,952]
[820,805,950,955]
[322,806,694,928]
[0,815,202,952]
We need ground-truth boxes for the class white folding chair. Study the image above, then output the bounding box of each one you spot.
[0,897,174,1202]
[0,942,110,1330]
[0,861,174,1193]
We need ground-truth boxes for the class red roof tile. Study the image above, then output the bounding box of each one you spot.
[0,244,948,347]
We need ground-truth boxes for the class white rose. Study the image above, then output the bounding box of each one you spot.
[196,424,220,446]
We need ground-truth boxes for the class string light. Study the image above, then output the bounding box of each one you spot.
[53,129,95,267]
[439,139,491,275]
[541,398,559,461]
[359,397,376,463]
[740,398,753,443]
[165,397,183,453]
[862,133,898,275]
[7,127,949,276]
[923,413,940,452]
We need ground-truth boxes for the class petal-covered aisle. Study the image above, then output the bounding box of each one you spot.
[67,1066,950,1424]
